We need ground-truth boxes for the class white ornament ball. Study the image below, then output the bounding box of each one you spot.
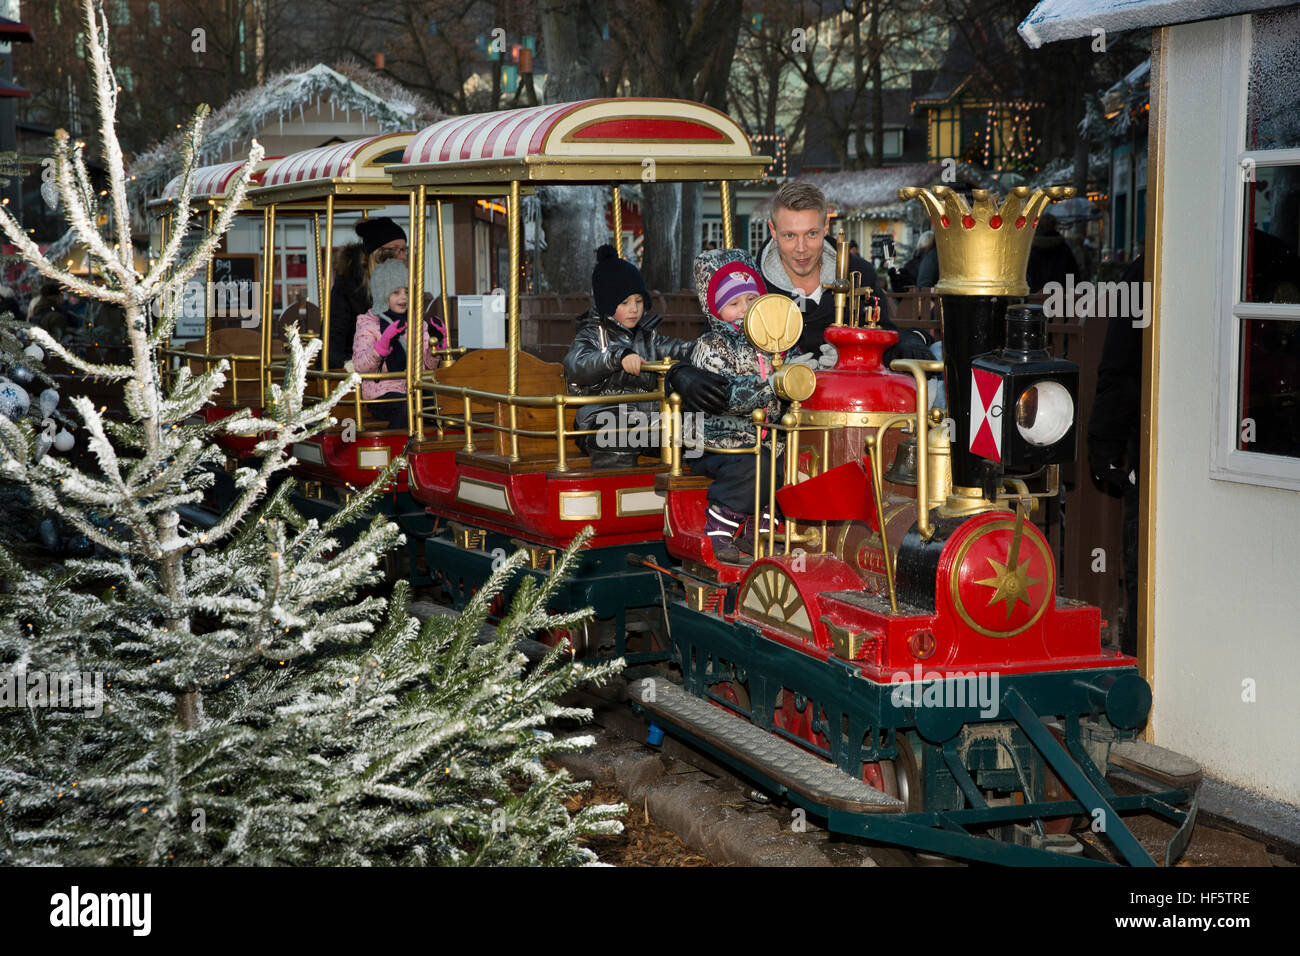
[0,379,29,420]
[24,344,44,362]
[10,364,33,385]
[40,388,60,418]
[54,429,75,452]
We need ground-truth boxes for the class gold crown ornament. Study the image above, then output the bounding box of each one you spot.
[897,185,1075,296]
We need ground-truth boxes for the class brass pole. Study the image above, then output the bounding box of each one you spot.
[204,208,215,376]
[406,189,417,434]
[821,429,830,552]
[753,444,763,559]
[414,185,428,440]
[752,410,764,559]
[783,405,800,554]
[669,393,683,476]
[555,396,568,472]
[259,204,275,406]
[462,395,475,453]
[865,434,898,614]
[612,185,623,256]
[767,425,779,555]
[890,358,944,539]
[834,235,849,326]
[311,213,323,320]
[322,195,334,374]
[435,197,450,339]
[720,180,734,248]
[660,373,672,465]
[508,180,521,460]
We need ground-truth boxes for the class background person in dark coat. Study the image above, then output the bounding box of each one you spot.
[1088,254,1144,657]
[757,181,932,362]
[1026,212,1080,293]
[328,217,408,370]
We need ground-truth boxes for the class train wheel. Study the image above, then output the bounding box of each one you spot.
[712,680,751,716]
[874,732,923,812]
[772,689,829,750]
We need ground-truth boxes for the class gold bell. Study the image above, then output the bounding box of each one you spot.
[885,434,920,486]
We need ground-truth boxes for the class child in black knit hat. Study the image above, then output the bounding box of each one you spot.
[563,246,697,469]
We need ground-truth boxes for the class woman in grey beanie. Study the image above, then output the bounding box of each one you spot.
[351,259,442,431]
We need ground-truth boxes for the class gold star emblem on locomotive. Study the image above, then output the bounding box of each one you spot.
[975,556,1042,619]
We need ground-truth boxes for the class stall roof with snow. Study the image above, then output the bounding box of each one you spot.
[1018,0,1286,48]
[750,164,993,222]
[128,63,440,217]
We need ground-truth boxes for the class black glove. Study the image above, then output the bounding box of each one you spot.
[882,330,934,366]
[665,364,730,415]
[1090,459,1135,498]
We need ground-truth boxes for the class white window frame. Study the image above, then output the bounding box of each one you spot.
[1211,13,1300,490]
[749,216,769,258]
[701,219,725,248]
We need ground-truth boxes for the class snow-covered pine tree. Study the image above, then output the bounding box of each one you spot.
[0,0,623,866]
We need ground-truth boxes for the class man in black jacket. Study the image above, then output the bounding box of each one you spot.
[757,181,933,362]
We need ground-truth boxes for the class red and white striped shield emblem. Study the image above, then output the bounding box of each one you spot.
[970,368,1004,462]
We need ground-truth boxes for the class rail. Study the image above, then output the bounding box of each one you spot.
[416,360,676,470]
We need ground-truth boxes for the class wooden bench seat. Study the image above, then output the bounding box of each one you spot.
[430,348,579,458]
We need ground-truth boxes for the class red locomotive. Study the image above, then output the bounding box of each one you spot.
[633,184,1200,866]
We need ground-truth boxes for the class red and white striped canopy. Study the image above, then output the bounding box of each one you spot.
[398,98,762,173]
[160,158,272,202]
[259,132,413,191]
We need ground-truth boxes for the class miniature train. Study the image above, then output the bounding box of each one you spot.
[154,97,1199,865]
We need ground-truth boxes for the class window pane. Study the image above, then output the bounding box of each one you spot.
[1247,7,1300,150]
[1239,318,1300,457]
[1241,166,1300,304]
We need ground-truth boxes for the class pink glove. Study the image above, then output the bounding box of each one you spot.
[374,320,406,357]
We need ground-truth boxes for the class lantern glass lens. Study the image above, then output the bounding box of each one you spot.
[1015,380,1073,446]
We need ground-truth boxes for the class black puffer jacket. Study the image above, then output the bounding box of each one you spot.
[563,309,694,431]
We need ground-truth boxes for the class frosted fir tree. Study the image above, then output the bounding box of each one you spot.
[0,0,622,866]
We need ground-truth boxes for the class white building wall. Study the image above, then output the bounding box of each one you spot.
[1153,16,1300,806]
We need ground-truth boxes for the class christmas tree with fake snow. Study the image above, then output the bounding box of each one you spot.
[0,0,623,866]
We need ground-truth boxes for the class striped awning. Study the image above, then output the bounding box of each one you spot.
[158,157,275,203]
[259,132,414,189]
[393,97,768,184]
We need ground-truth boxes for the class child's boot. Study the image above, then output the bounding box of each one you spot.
[738,509,783,555]
[704,504,747,564]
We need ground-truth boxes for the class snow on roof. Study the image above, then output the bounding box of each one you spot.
[1019,0,1286,49]
[127,63,440,206]
[752,165,991,220]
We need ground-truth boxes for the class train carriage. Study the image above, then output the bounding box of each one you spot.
[247,131,472,501]
[385,97,771,659]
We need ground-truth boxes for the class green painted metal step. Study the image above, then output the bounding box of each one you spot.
[629,677,904,815]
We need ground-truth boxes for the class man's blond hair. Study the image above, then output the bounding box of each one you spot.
[769,181,828,221]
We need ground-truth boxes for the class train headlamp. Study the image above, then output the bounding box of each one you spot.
[968,305,1078,469]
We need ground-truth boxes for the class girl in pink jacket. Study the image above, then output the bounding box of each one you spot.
[352,258,446,431]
